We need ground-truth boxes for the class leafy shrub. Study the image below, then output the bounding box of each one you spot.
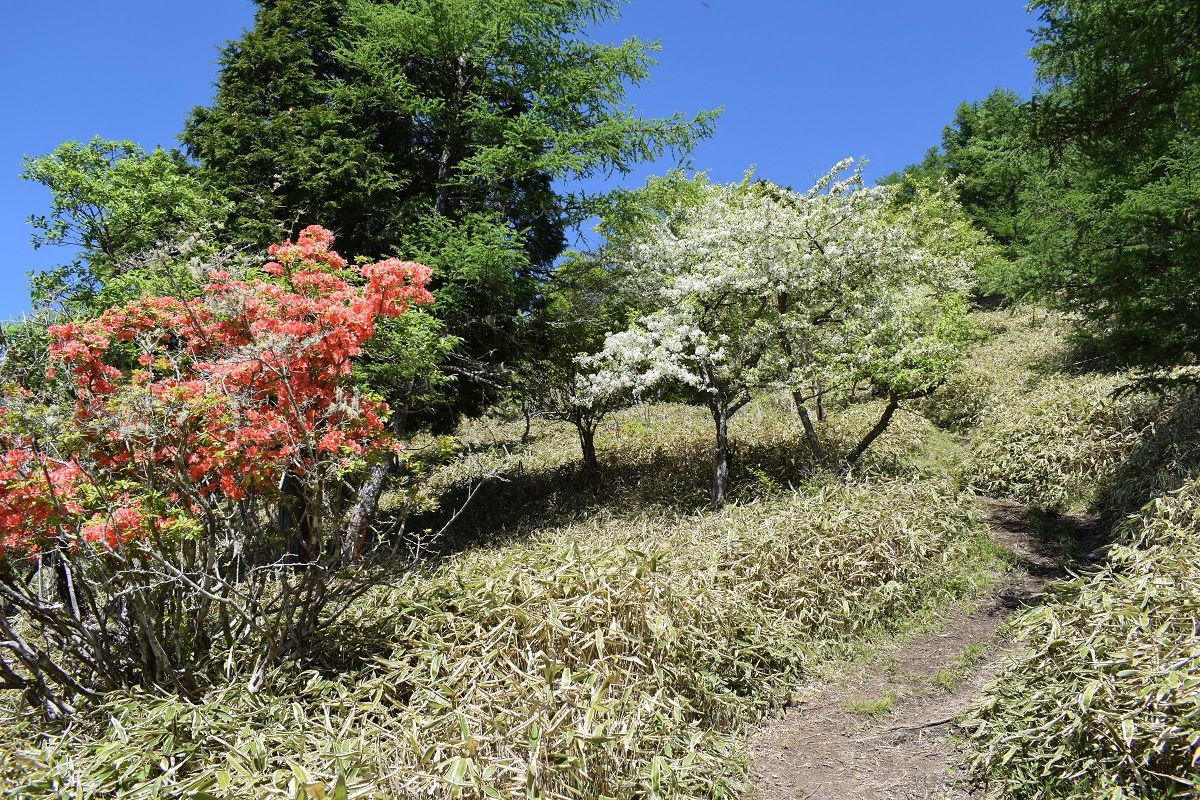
[965,476,1200,799]
[0,477,993,799]
[0,227,433,714]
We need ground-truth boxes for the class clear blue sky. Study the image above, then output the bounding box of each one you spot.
[0,1,1038,321]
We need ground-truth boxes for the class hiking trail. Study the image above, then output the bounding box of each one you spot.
[751,497,1107,800]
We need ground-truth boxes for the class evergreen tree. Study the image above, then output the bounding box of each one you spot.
[1024,0,1200,372]
[183,0,717,418]
[880,88,1040,280]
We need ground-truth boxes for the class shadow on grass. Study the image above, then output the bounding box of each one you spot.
[310,435,820,672]
[1092,390,1200,520]
[401,433,824,559]
[981,498,1110,613]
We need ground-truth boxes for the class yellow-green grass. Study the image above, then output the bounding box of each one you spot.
[965,476,1200,800]
[0,399,996,799]
[923,307,1194,515]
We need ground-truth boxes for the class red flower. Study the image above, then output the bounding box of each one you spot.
[1,227,433,558]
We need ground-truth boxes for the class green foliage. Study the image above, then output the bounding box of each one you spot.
[966,372,1160,511]
[880,88,1039,286]
[182,0,717,423]
[887,2,1200,374]
[965,476,1200,800]
[182,0,387,253]
[940,90,1036,260]
[1019,0,1200,372]
[1096,388,1200,517]
[20,137,230,313]
[596,169,714,253]
[924,308,1170,511]
[844,694,894,717]
[351,308,459,429]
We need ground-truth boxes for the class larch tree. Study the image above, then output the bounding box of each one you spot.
[1021,0,1200,377]
[182,0,716,532]
[182,0,717,415]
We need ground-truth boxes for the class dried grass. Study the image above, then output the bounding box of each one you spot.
[965,477,1200,799]
[927,307,1182,512]
[0,407,991,799]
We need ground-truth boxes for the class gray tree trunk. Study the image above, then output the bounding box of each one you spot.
[710,404,731,506]
[793,390,824,464]
[841,395,900,475]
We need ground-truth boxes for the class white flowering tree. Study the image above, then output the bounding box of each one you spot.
[517,172,713,478]
[517,258,631,477]
[589,160,990,503]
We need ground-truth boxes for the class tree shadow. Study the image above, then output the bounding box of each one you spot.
[400,433,825,558]
[1092,390,1200,519]
[981,498,1110,613]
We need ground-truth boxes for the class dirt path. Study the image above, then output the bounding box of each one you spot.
[751,498,1106,800]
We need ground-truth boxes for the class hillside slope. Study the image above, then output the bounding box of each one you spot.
[1,307,1196,799]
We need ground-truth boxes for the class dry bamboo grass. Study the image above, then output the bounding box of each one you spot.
[0,315,1028,799]
[0,467,990,798]
[965,476,1200,799]
[927,307,1177,512]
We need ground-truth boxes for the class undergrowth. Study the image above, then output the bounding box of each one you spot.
[0,389,997,798]
[965,476,1200,799]
[0,479,993,799]
[15,306,1193,798]
[928,308,1195,514]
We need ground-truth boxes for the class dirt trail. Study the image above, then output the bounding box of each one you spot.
[751,498,1106,800]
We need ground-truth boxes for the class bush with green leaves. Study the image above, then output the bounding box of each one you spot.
[588,162,986,503]
[965,476,1200,799]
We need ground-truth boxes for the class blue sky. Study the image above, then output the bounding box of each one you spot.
[1,1,1038,321]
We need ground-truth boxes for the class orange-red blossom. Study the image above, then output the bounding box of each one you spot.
[0,226,433,556]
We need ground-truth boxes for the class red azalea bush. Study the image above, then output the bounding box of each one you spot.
[0,226,432,715]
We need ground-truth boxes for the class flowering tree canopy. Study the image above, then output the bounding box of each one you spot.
[586,161,990,501]
[3,225,431,557]
[0,226,433,713]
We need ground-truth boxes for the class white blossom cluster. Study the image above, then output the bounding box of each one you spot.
[579,159,991,412]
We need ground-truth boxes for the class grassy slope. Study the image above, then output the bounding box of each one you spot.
[3,307,1195,799]
[931,309,1200,799]
[937,307,1200,517]
[965,478,1200,800]
[0,373,1000,798]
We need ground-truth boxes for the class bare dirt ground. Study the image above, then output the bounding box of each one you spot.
[751,498,1106,800]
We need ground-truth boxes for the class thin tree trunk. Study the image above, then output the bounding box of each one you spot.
[51,551,83,622]
[278,471,311,566]
[710,403,731,506]
[795,398,824,464]
[343,402,410,564]
[577,422,599,477]
[841,395,900,475]
[342,457,392,563]
[434,52,468,216]
[521,402,533,445]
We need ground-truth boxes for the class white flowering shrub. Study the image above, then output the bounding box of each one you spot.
[589,161,991,501]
